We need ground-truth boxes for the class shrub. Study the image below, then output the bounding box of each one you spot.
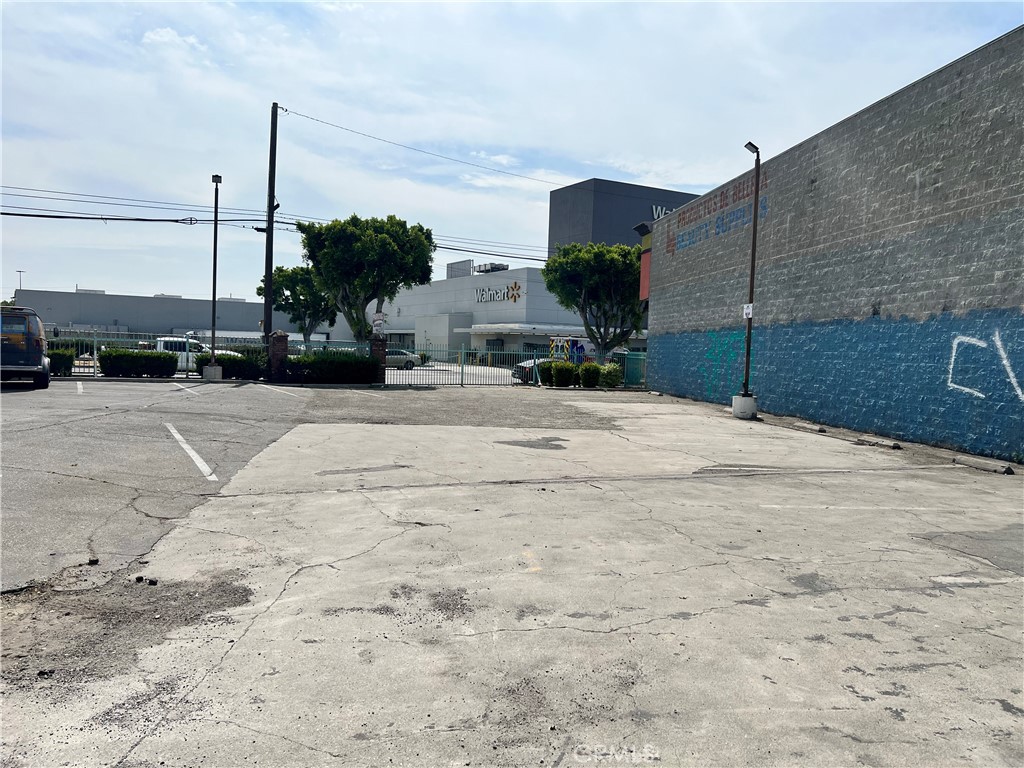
[98,349,177,378]
[599,362,623,388]
[537,361,554,387]
[551,361,576,388]
[48,338,81,351]
[287,351,380,384]
[195,351,267,380]
[49,348,75,376]
[579,362,601,388]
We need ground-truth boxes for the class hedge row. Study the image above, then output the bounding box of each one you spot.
[98,349,178,378]
[49,348,75,376]
[195,352,267,381]
[536,361,623,389]
[287,352,380,384]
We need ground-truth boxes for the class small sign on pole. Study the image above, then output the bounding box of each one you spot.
[743,303,754,319]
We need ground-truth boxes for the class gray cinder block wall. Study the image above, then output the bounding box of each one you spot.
[648,27,1023,461]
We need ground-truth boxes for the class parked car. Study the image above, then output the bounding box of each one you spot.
[153,337,242,372]
[1,306,52,388]
[386,349,421,370]
[512,357,556,384]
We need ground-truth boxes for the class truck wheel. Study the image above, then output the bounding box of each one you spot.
[34,372,50,389]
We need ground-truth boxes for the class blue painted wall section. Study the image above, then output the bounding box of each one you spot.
[649,308,1024,461]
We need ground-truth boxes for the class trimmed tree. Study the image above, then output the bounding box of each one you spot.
[297,214,435,342]
[541,242,646,357]
[256,265,337,347]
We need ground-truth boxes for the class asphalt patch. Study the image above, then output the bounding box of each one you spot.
[1,569,252,690]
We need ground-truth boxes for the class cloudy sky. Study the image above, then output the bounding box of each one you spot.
[2,1,1020,302]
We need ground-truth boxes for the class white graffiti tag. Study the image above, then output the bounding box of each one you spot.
[947,330,1023,402]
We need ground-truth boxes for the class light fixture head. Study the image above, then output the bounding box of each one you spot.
[212,174,222,184]
[744,142,759,155]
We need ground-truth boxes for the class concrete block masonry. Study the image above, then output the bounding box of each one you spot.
[648,28,1024,461]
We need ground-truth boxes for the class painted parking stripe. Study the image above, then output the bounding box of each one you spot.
[173,382,199,394]
[256,383,302,398]
[345,389,384,398]
[77,382,84,394]
[164,423,218,481]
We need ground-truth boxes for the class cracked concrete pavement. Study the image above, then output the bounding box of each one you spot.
[2,390,1022,767]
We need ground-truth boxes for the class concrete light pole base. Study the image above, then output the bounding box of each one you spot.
[202,365,223,381]
[732,394,757,420]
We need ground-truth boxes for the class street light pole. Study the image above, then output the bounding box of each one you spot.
[16,270,24,290]
[733,141,761,419]
[210,174,222,367]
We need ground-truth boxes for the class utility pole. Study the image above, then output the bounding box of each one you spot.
[263,102,279,354]
[210,174,222,367]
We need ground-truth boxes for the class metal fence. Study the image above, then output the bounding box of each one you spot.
[45,332,646,388]
[47,330,267,378]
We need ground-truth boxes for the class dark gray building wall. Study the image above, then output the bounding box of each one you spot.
[13,289,350,339]
[548,179,698,254]
[647,27,1024,461]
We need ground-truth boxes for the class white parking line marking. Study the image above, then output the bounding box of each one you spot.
[173,383,199,395]
[346,389,384,398]
[164,423,218,481]
[77,382,84,394]
[257,383,302,398]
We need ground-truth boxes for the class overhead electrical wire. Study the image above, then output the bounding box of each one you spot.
[281,107,562,187]
[0,185,554,259]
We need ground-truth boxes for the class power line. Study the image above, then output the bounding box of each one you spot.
[282,107,562,187]
[1,185,553,255]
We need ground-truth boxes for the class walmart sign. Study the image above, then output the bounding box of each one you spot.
[476,282,521,303]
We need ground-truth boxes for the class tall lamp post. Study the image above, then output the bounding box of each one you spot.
[205,174,223,380]
[733,141,761,419]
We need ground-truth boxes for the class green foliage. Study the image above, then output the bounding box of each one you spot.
[256,265,337,342]
[537,361,554,387]
[195,351,267,380]
[98,349,177,378]
[287,351,380,384]
[47,338,81,351]
[49,348,75,376]
[298,214,435,342]
[541,242,646,355]
[599,362,624,389]
[579,361,601,388]
[551,360,576,388]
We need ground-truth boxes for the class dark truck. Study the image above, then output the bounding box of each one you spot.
[1,306,52,389]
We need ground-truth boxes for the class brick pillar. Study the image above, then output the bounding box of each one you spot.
[269,330,290,383]
[371,337,387,384]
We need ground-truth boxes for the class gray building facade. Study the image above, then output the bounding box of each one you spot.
[647,27,1023,461]
[547,178,698,255]
[381,267,606,353]
[12,289,345,340]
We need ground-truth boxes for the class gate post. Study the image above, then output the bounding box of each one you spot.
[92,328,99,378]
[370,337,387,385]
[267,330,290,383]
[460,345,465,387]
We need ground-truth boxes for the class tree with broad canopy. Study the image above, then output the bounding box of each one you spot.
[256,265,338,347]
[541,241,646,357]
[296,214,435,342]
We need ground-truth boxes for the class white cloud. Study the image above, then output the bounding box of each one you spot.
[141,27,207,51]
